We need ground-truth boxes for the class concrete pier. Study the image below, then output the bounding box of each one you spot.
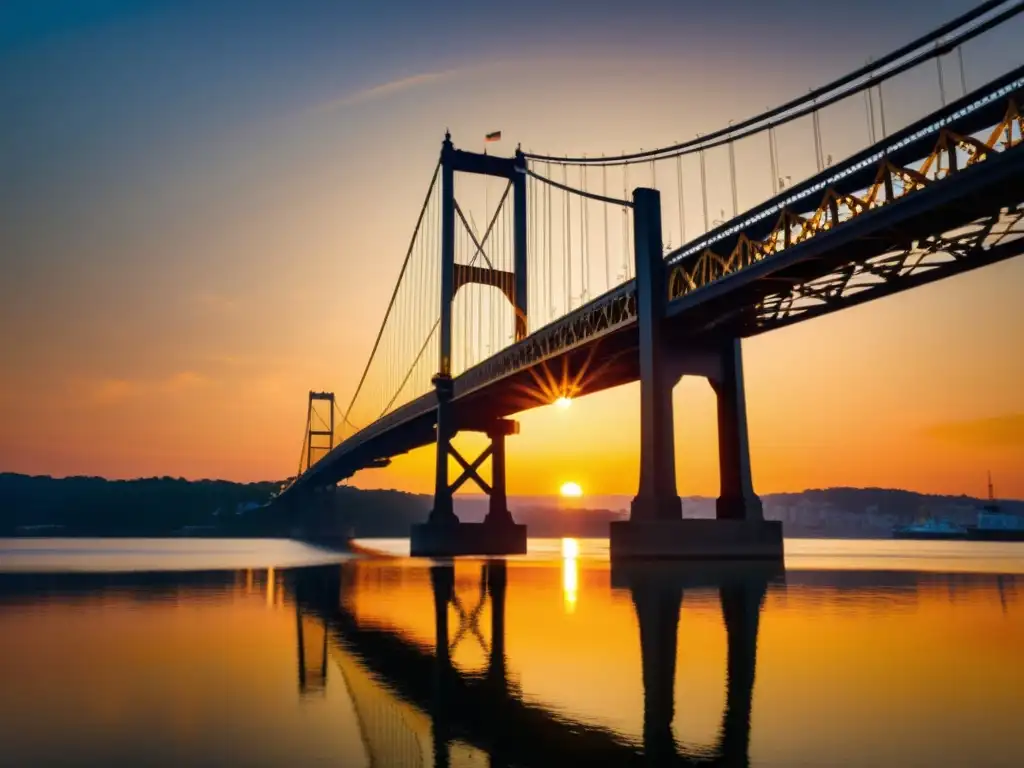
[613,187,782,560]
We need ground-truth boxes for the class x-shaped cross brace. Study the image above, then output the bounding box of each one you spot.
[447,443,492,495]
[449,568,489,654]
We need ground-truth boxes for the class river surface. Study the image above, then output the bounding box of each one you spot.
[0,537,1022,767]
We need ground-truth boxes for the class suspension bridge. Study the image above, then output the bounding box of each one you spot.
[280,0,1024,557]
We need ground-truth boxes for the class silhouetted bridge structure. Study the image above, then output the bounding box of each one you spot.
[280,1,1024,557]
[292,560,778,767]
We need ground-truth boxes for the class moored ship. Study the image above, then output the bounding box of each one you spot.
[966,473,1024,541]
[893,517,967,540]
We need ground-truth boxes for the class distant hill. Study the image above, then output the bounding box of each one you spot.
[1,473,1020,539]
[455,488,1024,539]
[0,473,431,538]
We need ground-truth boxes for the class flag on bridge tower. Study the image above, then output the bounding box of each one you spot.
[485,130,502,142]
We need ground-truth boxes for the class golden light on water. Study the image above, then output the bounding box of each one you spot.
[560,481,583,498]
[561,538,580,558]
[561,538,579,612]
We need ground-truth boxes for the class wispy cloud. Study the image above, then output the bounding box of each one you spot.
[83,371,210,406]
[924,413,1024,447]
[309,67,468,115]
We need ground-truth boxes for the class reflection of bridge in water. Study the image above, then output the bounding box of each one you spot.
[292,560,782,767]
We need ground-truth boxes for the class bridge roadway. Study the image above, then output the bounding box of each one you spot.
[292,561,775,767]
[291,71,1024,493]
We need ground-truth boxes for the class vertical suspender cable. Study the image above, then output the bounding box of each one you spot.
[936,42,947,106]
[728,134,738,217]
[699,146,709,234]
[877,81,887,139]
[864,87,876,144]
[676,151,686,247]
[564,163,571,311]
[623,160,631,279]
[581,164,589,301]
[528,173,534,334]
[546,163,553,325]
[957,45,967,95]
[812,108,823,172]
[768,125,778,195]
[602,158,610,291]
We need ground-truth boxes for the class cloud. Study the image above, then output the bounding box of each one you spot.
[923,413,1024,447]
[83,371,210,406]
[309,67,468,115]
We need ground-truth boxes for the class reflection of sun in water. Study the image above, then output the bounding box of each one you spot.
[561,538,578,613]
[555,396,572,410]
[560,481,583,498]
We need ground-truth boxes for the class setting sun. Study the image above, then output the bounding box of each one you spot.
[555,396,572,410]
[560,481,583,497]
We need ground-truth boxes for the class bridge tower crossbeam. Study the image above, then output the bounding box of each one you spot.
[415,133,529,557]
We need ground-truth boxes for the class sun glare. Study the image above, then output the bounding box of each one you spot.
[555,396,572,410]
[560,481,583,498]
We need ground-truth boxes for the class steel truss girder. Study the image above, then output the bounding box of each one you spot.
[754,203,1024,332]
[667,81,1024,304]
[454,281,637,398]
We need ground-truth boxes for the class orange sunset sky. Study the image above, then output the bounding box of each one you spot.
[0,0,1021,498]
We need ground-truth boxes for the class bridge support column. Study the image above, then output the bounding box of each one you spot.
[712,338,763,522]
[512,148,528,341]
[412,418,527,557]
[428,374,458,526]
[628,187,682,525]
[610,188,782,559]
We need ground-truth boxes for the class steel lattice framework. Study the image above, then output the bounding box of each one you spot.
[667,89,1024,302]
[756,204,1024,330]
[454,281,637,398]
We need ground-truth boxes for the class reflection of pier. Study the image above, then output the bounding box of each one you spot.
[292,560,780,766]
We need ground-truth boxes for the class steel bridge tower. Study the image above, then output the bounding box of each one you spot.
[306,391,335,472]
[412,133,529,557]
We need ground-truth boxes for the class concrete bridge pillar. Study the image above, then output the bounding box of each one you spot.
[610,187,781,559]
[628,187,682,524]
[712,338,763,522]
[413,418,527,557]
[428,374,457,526]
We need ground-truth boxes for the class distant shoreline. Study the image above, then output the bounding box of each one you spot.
[2,472,1021,540]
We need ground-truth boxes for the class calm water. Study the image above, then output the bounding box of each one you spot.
[1,538,1022,767]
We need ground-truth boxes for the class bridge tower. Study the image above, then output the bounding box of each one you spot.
[611,188,783,558]
[413,133,529,557]
[305,391,335,470]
